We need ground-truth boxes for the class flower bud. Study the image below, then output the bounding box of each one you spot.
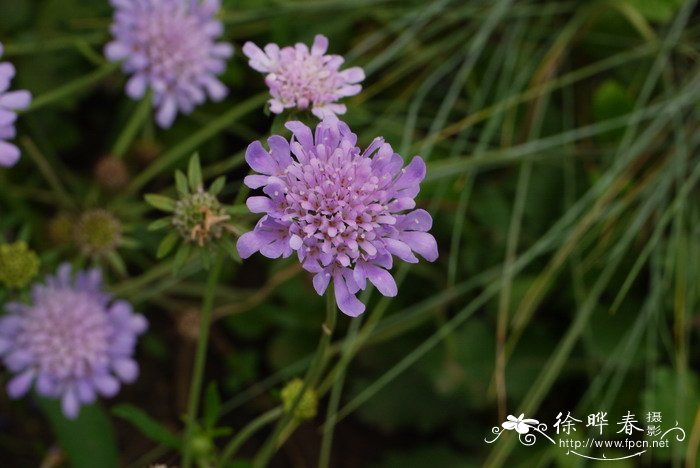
[0,241,40,289]
[74,209,122,257]
[280,378,317,420]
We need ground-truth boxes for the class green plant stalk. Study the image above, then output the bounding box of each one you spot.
[126,93,267,195]
[182,256,224,468]
[217,407,283,467]
[24,62,119,112]
[112,94,152,158]
[254,290,337,467]
[318,314,362,468]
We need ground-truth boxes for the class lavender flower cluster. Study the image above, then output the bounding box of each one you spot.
[0,265,147,419]
[0,43,31,167]
[0,0,438,420]
[237,119,437,315]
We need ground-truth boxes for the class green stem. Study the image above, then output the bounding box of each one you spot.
[217,407,283,467]
[125,93,267,195]
[182,257,224,468]
[254,290,337,467]
[318,314,362,468]
[24,62,119,112]
[112,94,152,158]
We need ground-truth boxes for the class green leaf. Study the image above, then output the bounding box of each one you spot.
[220,236,241,264]
[188,153,203,192]
[632,0,684,23]
[145,194,176,212]
[173,242,192,274]
[203,382,221,429]
[157,232,179,259]
[148,217,172,232]
[106,251,127,277]
[39,398,119,468]
[175,170,190,195]
[209,176,226,196]
[112,404,181,450]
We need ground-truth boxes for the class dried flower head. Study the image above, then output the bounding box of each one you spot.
[146,154,238,271]
[280,378,317,420]
[243,34,364,119]
[0,241,40,289]
[74,209,123,257]
[94,156,130,190]
[0,264,147,419]
[237,118,438,316]
[105,0,233,128]
[0,43,32,167]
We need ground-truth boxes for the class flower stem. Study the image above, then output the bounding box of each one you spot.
[253,290,337,467]
[217,406,283,467]
[112,94,152,158]
[182,256,224,468]
[24,62,119,112]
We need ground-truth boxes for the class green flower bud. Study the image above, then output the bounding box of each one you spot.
[48,212,75,246]
[280,378,318,420]
[0,241,40,289]
[74,209,122,257]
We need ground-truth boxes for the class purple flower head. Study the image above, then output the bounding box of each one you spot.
[237,118,438,316]
[0,264,147,419]
[105,0,234,128]
[0,43,32,167]
[243,34,365,119]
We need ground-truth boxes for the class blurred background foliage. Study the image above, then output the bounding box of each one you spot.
[1,0,699,466]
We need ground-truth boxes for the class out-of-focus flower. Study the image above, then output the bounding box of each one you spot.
[0,241,40,289]
[243,34,364,119]
[104,0,233,128]
[94,156,130,191]
[280,378,317,420]
[73,209,123,257]
[237,118,438,316]
[0,43,32,167]
[145,154,238,271]
[47,213,75,246]
[0,264,147,419]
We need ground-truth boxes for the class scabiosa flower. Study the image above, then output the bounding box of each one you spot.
[243,34,365,119]
[105,0,234,128]
[0,264,147,419]
[236,118,438,316]
[0,43,32,167]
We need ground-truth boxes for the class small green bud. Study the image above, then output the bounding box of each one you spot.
[280,378,318,420]
[74,209,122,257]
[190,434,213,457]
[0,241,40,289]
[172,189,230,246]
[48,212,75,246]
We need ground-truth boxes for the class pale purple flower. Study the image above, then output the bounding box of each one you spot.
[237,118,438,316]
[105,0,234,128]
[0,43,32,167]
[0,264,147,419]
[243,34,365,119]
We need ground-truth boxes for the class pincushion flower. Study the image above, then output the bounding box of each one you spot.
[0,264,147,419]
[0,43,32,167]
[237,118,438,316]
[105,0,234,128]
[243,34,364,119]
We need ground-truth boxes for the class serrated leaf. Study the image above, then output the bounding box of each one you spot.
[188,153,202,192]
[203,382,221,429]
[145,194,176,212]
[112,404,181,450]
[39,399,119,468]
[175,170,189,196]
[148,217,172,231]
[157,232,179,259]
[209,176,226,196]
